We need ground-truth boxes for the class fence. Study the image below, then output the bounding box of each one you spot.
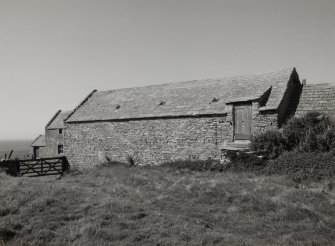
[0,157,69,177]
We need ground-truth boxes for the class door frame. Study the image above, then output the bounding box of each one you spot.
[233,102,252,141]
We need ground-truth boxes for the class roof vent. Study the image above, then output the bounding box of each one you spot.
[159,101,166,106]
[212,97,219,103]
[115,105,121,110]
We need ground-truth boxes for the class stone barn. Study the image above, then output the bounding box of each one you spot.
[64,67,304,168]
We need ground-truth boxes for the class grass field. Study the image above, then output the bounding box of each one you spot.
[1,164,335,245]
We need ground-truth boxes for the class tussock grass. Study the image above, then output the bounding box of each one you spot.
[1,166,335,245]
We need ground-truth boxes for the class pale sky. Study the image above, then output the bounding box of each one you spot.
[0,0,334,140]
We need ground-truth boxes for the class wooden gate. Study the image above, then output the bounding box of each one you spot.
[233,103,252,140]
[0,157,69,177]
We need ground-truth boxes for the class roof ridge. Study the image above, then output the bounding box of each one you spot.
[45,110,61,129]
[98,67,295,94]
[46,110,73,129]
[31,134,43,146]
[31,134,45,147]
[65,90,98,122]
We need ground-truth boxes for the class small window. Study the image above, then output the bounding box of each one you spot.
[58,145,63,154]
[159,101,166,106]
[59,129,63,134]
[115,105,121,110]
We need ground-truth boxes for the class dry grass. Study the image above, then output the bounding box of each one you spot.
[1,164,335,245]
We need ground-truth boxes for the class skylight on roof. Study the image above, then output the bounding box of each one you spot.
[211,97,219,103]
[115,105,121,110]
[159,101,166,106]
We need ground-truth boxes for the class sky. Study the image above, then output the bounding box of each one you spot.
[0,0,334,140]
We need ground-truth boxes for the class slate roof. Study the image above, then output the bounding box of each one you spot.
[46,110,71,129]
[31,134,45,147]
[295,84,335,117]
[67,68,296,122]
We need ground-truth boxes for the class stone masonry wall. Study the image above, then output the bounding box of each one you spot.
[37,147,47,159]
[248,101,277,135]
[251,101,277,135]
[65,116,232,169]
[252,111,278,135]
[43,129,65,157]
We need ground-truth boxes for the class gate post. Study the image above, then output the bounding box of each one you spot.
[8,160,20,176]
[61,157,69,173]
[14,161,20,177]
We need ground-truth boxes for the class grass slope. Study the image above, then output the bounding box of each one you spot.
[1,165,335,245]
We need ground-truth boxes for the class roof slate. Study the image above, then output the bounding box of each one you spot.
[295,84,335,117]
[31,134,45,147]
[67,68,295,122]
[47,110,71,129]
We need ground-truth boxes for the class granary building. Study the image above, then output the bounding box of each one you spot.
[64,67,312,168]
[31,110,70,158]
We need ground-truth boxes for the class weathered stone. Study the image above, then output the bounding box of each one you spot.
[65,117,232,169]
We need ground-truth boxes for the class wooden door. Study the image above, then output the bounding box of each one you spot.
[233,103,252,140]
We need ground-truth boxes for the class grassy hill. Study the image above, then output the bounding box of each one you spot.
[1,164,335,245]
